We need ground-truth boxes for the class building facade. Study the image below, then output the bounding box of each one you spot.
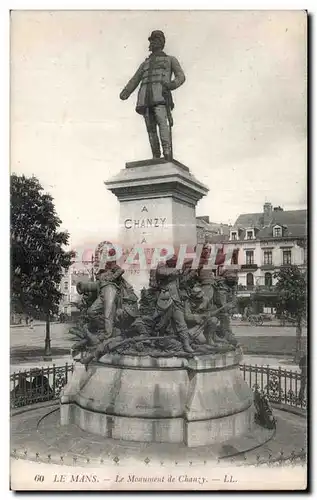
[196,216,230,244]
[59,267,91,316]
[206,203,307,313]
[59,204,306,316]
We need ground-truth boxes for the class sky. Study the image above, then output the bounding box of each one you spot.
[10,10,307,255]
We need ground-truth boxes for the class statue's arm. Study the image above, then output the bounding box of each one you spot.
[156,263,178,278]
[168,56,186,91]
[184,301,201,325]
[120,63,144,100]
[111,265,125,280]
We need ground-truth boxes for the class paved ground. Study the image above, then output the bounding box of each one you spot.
[10,322,72,351]
[10,404,306,467]
[9,354,300,375]
[10,322,306,373]
[241,354,299,371]
[10,322,307,350]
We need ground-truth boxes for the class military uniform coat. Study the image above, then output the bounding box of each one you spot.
[122,51,186,115]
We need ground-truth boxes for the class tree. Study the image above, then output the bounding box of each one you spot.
[274,265,307,362]
[11,174,75,357]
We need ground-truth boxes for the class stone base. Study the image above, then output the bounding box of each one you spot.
[60,348,254,447]
[105,158,209,295]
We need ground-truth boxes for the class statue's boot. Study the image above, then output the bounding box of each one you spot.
[178,330,194,353]
[148,132,161,158]
[104,318,114,339]
[163,150,172,161]
[81,353,94,367]
[183,339,194,353]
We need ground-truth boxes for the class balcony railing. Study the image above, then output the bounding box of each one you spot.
[260,264,275,270]
[241,263,258,270]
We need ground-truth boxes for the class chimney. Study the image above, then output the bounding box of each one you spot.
[263,202,273,226]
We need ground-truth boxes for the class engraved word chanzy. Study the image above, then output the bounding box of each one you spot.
[124,217,167,229]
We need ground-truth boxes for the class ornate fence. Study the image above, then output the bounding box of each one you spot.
[10,363,74,409]
[10,362,307,410]
[240,364,307,410]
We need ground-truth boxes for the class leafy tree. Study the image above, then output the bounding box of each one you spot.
[11,174,75,356]
[274,265,307,362]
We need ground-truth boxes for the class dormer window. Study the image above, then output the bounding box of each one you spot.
[244,228,255,240]
[230,231,238,241]
[273,225,282,238]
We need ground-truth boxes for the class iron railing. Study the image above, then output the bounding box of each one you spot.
[10,363,74,409]
[10,362,307,411]
[240,364,307,410]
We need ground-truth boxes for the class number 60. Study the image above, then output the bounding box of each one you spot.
[34,475,44,482]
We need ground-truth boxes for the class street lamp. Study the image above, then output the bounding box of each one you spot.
[44,304,52,361]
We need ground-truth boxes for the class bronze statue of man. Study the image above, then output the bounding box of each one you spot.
[119,30,186,160]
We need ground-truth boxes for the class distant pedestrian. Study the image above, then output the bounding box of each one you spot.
[25,316,29,325]
[29,318,34,330]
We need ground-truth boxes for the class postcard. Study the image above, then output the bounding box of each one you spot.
[10,9,307,491]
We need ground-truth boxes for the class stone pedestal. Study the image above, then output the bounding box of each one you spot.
[60,348,254,447]
[105,159,208,294]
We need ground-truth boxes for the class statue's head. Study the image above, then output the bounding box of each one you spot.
[199,243,212,265]
[223,269,238,287]
[148,30,165,52]
[166,254,178,267]
[190,285,204,301]
[94,240,117,272]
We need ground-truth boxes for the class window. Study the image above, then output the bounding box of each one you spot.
[64,281,69,291]
[246,273,254,288]
[274,226,282,237]
[246,250,254,265]
[231,248,239,265]
[283,250,292,265]
[231,232,237,241]
[246,230,254,240]
[264,250,272,265]
[265,273,273,287]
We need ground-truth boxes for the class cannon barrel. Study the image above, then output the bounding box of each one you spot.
[76,281,99,295]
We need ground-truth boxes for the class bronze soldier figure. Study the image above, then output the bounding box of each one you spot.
[154,255,194,353]
[119,30,186,160]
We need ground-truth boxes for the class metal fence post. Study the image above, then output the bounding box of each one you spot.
[278,367,282,404]
[53,364,56,398]
[241,364,246,381]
